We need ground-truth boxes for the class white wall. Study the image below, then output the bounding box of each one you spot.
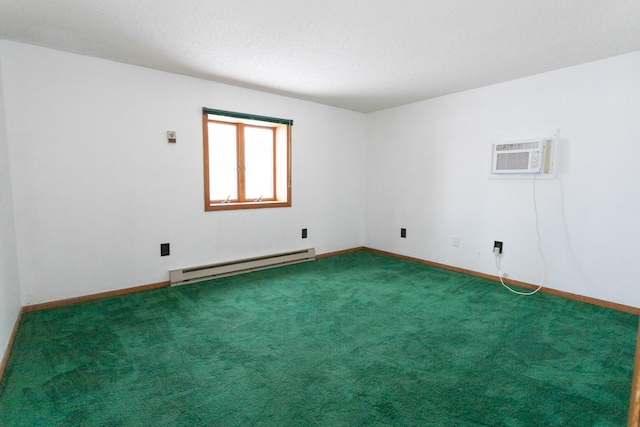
[0,51,22,364]
[2,39,639,310]
[0,41,366,306]
[365,51,640,307]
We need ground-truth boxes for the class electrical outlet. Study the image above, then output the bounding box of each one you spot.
[161,243,170,256]
[452,236,460,247]
[401,228,407,238]
[302,228,307,239]
[493,241,503,254]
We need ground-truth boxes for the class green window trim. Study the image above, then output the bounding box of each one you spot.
[202,108,293,126]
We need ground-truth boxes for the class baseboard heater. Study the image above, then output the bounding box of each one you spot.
[169,248,316,287]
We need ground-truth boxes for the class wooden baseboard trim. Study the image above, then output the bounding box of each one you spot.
[0,308,23,383]
[629,317,640,427]
[19,248,638,316]
[317,247,366,258]
[364,247,640,315]
[20,248,366,313]
[22,281,171,313]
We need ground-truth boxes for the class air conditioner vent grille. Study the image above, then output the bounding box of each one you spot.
[495,141,540,151]
[496,152,530,171]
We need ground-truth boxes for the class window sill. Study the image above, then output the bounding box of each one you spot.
[205,201,291,212]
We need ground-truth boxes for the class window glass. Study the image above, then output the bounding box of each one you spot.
[244,126,274,200]
[208,122,238,201]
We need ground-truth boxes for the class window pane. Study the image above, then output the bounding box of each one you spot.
[244,127,274,200]
[208,122,237,201]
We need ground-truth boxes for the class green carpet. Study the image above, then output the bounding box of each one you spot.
[0,250,636,426]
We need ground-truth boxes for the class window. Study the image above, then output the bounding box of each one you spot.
[202,108,292,211]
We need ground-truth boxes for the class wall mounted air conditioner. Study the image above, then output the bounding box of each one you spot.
[492,139,550,174]
[490,130,558,178]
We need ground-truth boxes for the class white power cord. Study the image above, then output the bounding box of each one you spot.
[494,175,545,296]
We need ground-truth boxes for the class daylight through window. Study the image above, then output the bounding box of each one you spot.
[203,108,292,211]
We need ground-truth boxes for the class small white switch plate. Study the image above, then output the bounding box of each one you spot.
[167,131,176,143]
[452,236,460,247]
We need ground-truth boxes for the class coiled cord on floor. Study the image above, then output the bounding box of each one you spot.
[495,175,545,296]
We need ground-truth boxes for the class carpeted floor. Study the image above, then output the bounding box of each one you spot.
[0,250,637,426]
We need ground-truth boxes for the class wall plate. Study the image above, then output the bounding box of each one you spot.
[167,131,176,143]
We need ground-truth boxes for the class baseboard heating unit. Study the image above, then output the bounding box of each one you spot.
[170,248,316,286]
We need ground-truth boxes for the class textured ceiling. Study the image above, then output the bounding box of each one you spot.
[1,0,640,112]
